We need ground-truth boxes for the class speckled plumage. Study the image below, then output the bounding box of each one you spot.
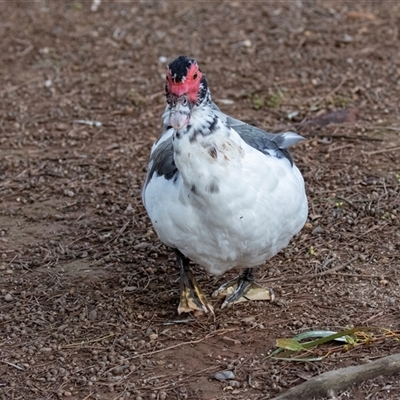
[142,56,308,277]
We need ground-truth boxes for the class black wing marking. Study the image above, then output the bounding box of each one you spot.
[144,135,178,187]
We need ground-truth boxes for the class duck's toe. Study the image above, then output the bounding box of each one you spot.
[212,269,275,309]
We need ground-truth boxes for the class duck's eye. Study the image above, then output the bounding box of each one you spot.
[193,72,198,80]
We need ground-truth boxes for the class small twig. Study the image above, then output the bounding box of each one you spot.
[362,312,384,324]
[18,44,34,57]
[6,254,18,268]
[327,144,354,153]
[125,328,236,362]
[328,273,386,279]
[361,145,400,156]
[149,90,165,100]
[0,360,24,370]
[366,126,400,132]
[336,196,359,211]
[289,256,358,282]
[310,76,347,109]
[306,132,384,141]
[73,119,102,127]
[162,318,196,325]
[358,223,388,238]
[142,365,219,391]
[104,220,130,245]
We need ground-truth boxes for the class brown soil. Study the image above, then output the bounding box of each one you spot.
[1,1,400,399]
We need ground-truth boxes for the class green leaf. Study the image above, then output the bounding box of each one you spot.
[299,327,365,349]
[276,338,306,351]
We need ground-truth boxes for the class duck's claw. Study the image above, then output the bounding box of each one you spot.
[176,250,214,315]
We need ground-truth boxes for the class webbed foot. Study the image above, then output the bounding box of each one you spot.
[212,268,274,308]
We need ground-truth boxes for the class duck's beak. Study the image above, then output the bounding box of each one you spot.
[169,96,191,131]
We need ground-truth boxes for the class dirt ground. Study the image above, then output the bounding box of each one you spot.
[1,1,400,399]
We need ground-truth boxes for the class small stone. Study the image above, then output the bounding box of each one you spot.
[304,222,313,230]
[133,242,150,250]
[4,293,13,302]
[241,316,255,323]
[41,347,52,352]
[88,310,97,321]
[312,226,324,235]
[55,122,69,131]
[123,286,136,292]
[149,333,158,341]
[342,34,353,43]
[64,190,75,198]
[380,278,388,286]
[214,370,235,381]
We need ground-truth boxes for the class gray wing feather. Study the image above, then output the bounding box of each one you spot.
[144,134,177,188]
[214,107,304,165]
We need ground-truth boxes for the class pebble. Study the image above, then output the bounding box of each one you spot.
[41,347,52,352]
[133,242,150,250]
[4,293,13,302]
[55,122,69,131]
[214,370,235,381]
[312,226,324,235]
[149,333,158,341]
[64,190,75,198]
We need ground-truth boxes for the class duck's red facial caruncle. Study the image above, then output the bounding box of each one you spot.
[165,56,203,130]
[166,62,202,104]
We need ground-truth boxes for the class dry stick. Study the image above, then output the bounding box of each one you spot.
[288,256,358,282]
[327,144,354,153]
[0,360,24,370]
[310,76,347,109]
[270,353,400,400]
[367,126,400,132]
[361,145,400,156]
[329,273,385,279]
[335,196,359,211]
[358,223,388,238]
[113,328,237,368]
[104,219,130,246]
[141,366,219,391]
